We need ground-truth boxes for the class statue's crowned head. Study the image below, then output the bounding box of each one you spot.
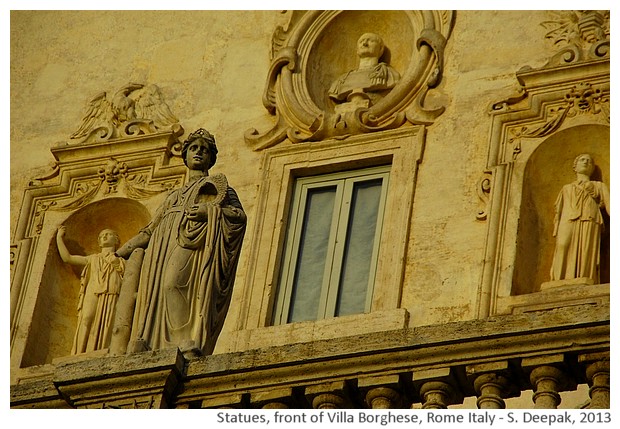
[182,128,218,170]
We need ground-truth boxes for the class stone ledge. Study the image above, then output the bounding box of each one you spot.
[496,283,609,315]
[10,303,609,408]
[177,303,609,404]
[231,308,410,352]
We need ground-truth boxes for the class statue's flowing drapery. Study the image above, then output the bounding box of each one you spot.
[328,62,401,103]
[550,179,609,283]
[72,252,125,354]
[129,173,246,355]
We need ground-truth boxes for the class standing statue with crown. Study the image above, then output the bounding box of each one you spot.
[115,129,247,357]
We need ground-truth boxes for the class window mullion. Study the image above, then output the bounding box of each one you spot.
[323,178,354,318]
[364,171,390,312]
[317,181,345,319]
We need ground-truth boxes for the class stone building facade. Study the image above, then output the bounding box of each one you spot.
[10,10,609,409]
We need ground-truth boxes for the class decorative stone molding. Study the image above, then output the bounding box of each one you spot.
[70,83,183,144]
[245,11,454,149]
[541,11,609,68]
[10,368,70,408]
[34,157,181,214]
[10,129,187,372]
[13,303,609,408]
[478,14,609,317]
[476,171,492,221]
[53,348,184,409]
[504,81,609,160]
[233,128,422,350]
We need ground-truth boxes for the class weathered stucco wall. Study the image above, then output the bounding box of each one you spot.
[10,10,280,351]
[10,9,610,410]
[401,10,552,325]
[9,10,604,350]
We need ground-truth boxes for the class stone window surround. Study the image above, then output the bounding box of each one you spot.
[273,165,391,324]
[229,127,425,352]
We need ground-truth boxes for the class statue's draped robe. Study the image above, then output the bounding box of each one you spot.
[72,252,125,354]
[130,174,246,355]
[550,179,610,283]
[329,62,400,104]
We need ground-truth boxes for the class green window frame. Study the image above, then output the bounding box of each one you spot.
[273,166,390,325]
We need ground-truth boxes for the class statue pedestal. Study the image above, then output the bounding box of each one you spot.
[495,283,609,315]
[334,90,371,116]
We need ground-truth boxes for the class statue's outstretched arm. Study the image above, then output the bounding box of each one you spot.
[56,226,88,266]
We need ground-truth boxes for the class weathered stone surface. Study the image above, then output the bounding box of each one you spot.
[10,10,609,409]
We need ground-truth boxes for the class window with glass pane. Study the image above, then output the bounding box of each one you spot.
[273,166,390,325]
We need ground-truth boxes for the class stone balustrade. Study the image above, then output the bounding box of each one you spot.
[10,304,609,409]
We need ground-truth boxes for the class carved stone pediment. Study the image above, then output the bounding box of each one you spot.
[245,10,454,150]
[69,83,183,144]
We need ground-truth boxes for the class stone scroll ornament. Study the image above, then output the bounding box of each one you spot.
[70,83,183,144]
[549,154,609,286]
[56,226,126,355]
[245,11,455,149]
[540,10,609,68]
[115,129,247,356]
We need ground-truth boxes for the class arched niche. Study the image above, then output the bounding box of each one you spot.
[512,124,609,296]
[21,197,151,367]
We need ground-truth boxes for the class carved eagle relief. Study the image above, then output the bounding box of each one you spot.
[70,83,180,143]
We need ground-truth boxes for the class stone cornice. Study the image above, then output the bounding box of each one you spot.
[180,303,608,404]
[10,303,608,408]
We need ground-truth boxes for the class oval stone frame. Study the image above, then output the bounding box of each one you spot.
[246,10,455,149]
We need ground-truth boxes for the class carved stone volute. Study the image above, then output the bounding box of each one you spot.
[246,10,454,149]
[541,11,609,68]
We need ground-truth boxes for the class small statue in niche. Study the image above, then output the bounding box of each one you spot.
[549,153,610,285]
[56,226,126,354]
[329,33,401,112]
[116,128,247,356]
